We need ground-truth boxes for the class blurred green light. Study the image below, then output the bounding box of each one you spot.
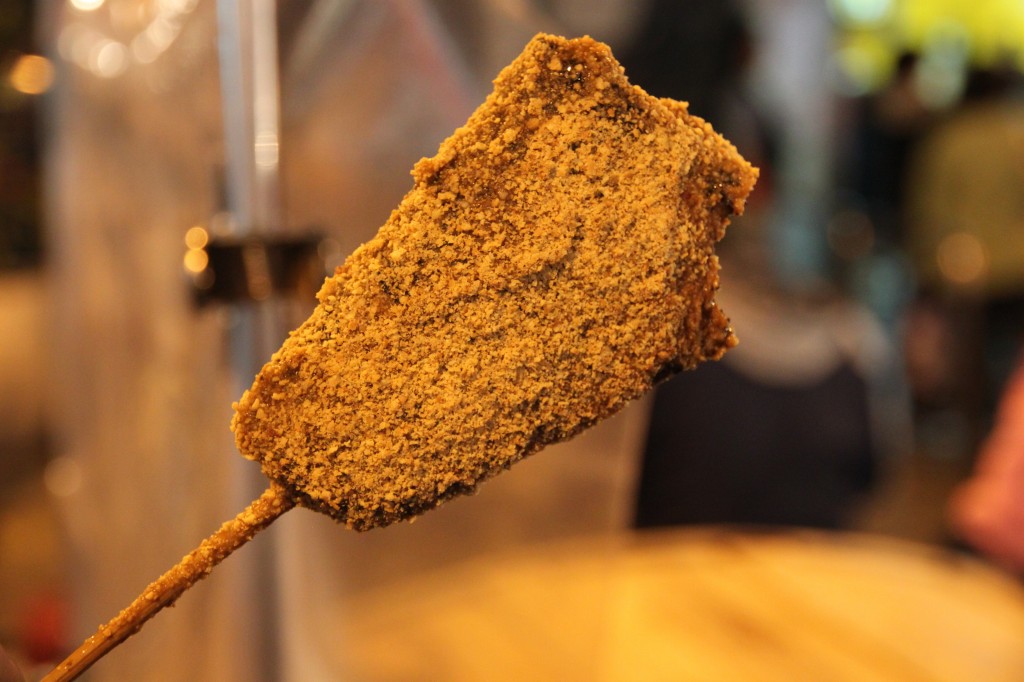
[830,0,894,25]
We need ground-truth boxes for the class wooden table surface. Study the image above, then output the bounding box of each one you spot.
[335,528,1024,681]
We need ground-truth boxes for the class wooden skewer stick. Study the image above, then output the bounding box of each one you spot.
[41,484,295,682]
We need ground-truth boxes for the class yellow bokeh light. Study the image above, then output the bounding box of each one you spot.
[8,54,55,95]
[936,231,988,286]
[183,248,209,274]
[835,32,896,94]
[184,225,209,249]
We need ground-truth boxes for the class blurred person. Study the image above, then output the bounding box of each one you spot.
[834,53,930,334]
[634,236,891,529]
[617,0,750,122]
[629,64,892,530]
[904,66,1024,453]
[846,52,933,246]
[949,355,1024,574]
[626,0,895,530]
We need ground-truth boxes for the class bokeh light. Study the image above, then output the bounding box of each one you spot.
[829,0,895,26]
[831,0,1024,98]
[184,225,208,250]
[7,54,55,95]
[936,231,988,286]
[69,0,105,11]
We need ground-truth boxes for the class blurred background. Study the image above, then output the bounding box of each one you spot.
[2,0,1024,679]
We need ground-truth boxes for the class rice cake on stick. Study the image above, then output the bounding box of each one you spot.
[233,34,755,531]
[44,33,756,681]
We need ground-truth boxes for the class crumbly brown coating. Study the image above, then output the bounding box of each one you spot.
[231,34,757,531]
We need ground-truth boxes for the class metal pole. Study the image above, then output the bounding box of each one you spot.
[215,2,286,679]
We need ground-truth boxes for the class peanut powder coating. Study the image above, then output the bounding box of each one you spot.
[231,34,758,531]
